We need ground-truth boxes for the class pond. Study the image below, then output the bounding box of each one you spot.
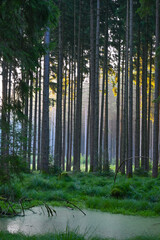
[0,207,160,239]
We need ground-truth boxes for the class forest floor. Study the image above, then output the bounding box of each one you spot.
[0,231,160,240]
[1,171,160,217]
[1,172,160,239]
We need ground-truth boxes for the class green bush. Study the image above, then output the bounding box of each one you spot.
[134,168,149,177]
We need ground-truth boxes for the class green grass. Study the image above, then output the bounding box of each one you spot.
[0,232,160,240]
[1,172,160,216]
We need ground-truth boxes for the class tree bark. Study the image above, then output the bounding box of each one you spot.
[54,0,63,169]
[152,0,160,177]
[128,0,133,177]
[116,38,121,172]
[41,28,50,172]
[135,23,140,169]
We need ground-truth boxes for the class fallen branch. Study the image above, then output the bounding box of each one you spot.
[55,197,86,216]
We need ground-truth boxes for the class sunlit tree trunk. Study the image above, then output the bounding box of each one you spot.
[41,28,50,172]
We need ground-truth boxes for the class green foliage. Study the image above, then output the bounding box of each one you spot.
[58,172,72,181]
[111,187,124,199]
[134,168,149,177]
[2,173,160,216]
[0,155,27,183]
[111,181,134,199]
[0,232,160,240]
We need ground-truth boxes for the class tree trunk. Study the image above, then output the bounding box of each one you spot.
[120,45,125,172]
[37,59,42,170]
[62,61,67,171]
[122,0,129,174]
[94,0,100,171]
[116,38,121,172]
[85,80,91,172]
[41,28,50,172]
[141,23,148,171]
[104,2,109,171]
[135,23,140,169]
[54,0,63,169]
[73,0,82,171]
[147,40,152,165]
[128,0,133,177]
[33,71,38,170]
[90,0,95,171]
[67,56,71,171]
[152,0,160,177]
[28,77,33,170]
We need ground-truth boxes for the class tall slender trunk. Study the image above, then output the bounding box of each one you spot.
[99,12,107,171]
[69,58,74,170]
[62,61,67,171]
[122,0,129,174]
[37,59,42,170]
[7,65,12,155]
[55,0,63,169]
[28,77,33,170]
[128,0,133,176]
[85,80,91,172]
[120,45,125,171]
[152,0,160,177]
[116,38,121,172]
[73,0,82,171]
[135,23,140,169]
[147,40,152,164]
[41,28,50,172]
[67,56,71,171]
[1,61,8,172]
[33,72,38,170]
[104,2,109,171]
[23,76,29,163]
[94,0,100,171]
[141,22,148,171]
[90,0,95,171]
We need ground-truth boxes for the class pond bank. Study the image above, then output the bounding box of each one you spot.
[0,207,160,240]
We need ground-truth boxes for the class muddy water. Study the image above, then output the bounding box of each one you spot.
[0,207,160,239]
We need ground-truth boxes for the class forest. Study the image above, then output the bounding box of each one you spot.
[0,0,160,239]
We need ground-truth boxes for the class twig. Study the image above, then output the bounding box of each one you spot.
[114,156,151,183]
[56,198,86,216]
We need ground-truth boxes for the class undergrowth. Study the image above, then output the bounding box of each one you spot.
[1,172,160,216]
[0,232,160,240]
